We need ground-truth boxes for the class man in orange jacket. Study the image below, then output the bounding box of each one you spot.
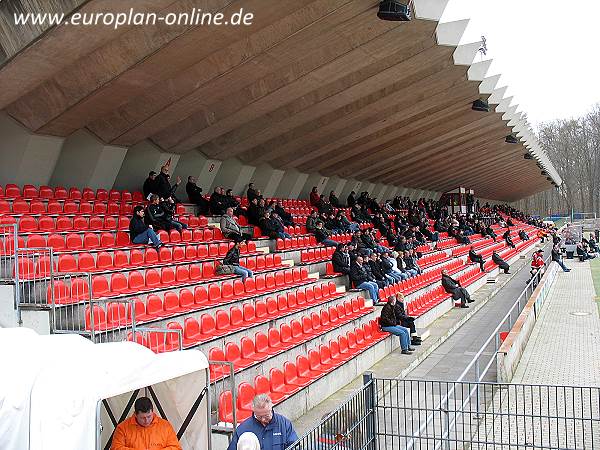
[112,397,181,450]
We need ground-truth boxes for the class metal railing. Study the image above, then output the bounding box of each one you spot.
[130,326,183,353]
[208,360,239,434]
[1,223,21,322]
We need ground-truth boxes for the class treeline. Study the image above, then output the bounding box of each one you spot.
[514,104,600,217]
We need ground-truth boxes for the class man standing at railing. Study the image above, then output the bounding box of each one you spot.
[227,394,298,450]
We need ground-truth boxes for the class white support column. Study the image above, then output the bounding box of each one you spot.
[210,158,257,196]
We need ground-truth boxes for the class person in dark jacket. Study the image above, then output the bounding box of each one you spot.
[209,187,228,216]
[143,171,159,199]
[518,229,530,241]
[329,191,342,208]
[368,253,393,286]
[314,222,338,247]
[155,166,180,200]
[347,191,357,208]
[275,201,294,227]
[185,176,209,214]
[503,229,516,249]
[247,198,263,227]
[379,295,414,354]
[160,197,187,231]
[349,256,379,302]
[145,195,172,231]
[485,224,497,241]
[394,293,421,345]
[222,241,253,281]
[441,270,472,308]
[332,244,351,275]
[492,251,510,274]
[468,246,486,272]
[129,206,163,249]
[552,244,571,272]
[246,183,259,203]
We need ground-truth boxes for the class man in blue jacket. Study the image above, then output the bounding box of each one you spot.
[227,394,298,450]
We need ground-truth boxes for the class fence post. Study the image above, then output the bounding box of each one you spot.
[363,372,377,450]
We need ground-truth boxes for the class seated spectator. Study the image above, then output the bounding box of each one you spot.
[259,211,291,239]
[362,229,389,254]
[221,241,253,281]
[160,197,188,232]
[441,269,472,308]
[246,182,259,203]
[145,195,173,231]
[379,295,414,355]
[468,246,485,272]
[455,230,471,245]
[388,251,409,281]
[588,234,599,253]
[309,186,320,207]
[129,206,163,249]
[111,397,180,450]
[305,210,320,233]
[336,211,360,233]
[404,249,422,275]
[368,252,394,286]
[329,190,342,208]
[576,242,596,261]
[314,222,338,247]
[247,198,264,227]
[186,176,209,215]
[396,251,417,278]
[317,195,334,215]
[210,187,228,216]
[224,189,245,216]
[380,251,404,283]
[492,250,510,274]
[518,229,530,241]
[274,201,294,227]
[332,243,351,275]
[221,207,252,242]
[349,256,379,302]
[143,171,158,200]
[485,224,497,242]
[347,191,357,208]
[537,228,548,243]
[503,229,516,249]
[351,230,372,257]
[529,249,545,282]
[394,293,422,345]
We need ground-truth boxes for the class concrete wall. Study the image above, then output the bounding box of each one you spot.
[0,115,450,202]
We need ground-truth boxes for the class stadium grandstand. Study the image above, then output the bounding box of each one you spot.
[3,1,597,450]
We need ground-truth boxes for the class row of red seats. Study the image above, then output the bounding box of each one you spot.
[2,228,235,255]
[208,296,370,380]
[0,184,144,202]
[218,320,386,423]
[276,236,318,251]
[434,238,460,251]
[0,199,140,216]
[17,242,260,279]
[406,286,451,316]
[418,251,448,269]
[451,237,495,257]
[300,247,335,264]
[126,282,342,351]
[396,259,463,296]
[50,266,311,303]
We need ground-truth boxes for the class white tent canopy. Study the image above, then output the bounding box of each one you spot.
[0,328,210,450]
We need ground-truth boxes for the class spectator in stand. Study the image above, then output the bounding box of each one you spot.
[143,171,159,200]
[329,190,343,208]
[380,251,404,283]
[588,234,599,253]
[145,195,173,231]
[227,394,298,450]
[492,250,510,274]
[468,245,486,272]
[336,211,359,233]
[332,243,351,275]
[155,161,181,200]
[362,228,390,254]
[518,229,530,241]
[537,228,548,243]
[309,186,320,207]
[186,176,210,215]
[274,201,294,227]
[528,249,545,283]
[368,252,393,286]
[247,183,259,204]
[389,251,410,280]
[129,206,163,249]
[160,197,188,232]
[379,295,414,355]
[485,223,497,242]
[454,229,471,245]
[404,249,422,275]
[350,256,380,302]
[222,241,253,281]
[503,229,516,249]
[221,207,252,242]
[347,191,357,208]
[260,210,291,239]
[247,198,264,227]
[316,195,334,215]
[394,293,422,346]
[305,210,320,233]
[576,242,596,261]
[210,187,228,216]
[111,397,180,450]
[224,189,246,217]
[314,221,338,247]
[441,269,472,308]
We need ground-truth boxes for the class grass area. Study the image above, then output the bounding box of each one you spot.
[588,257,600,315]
[553,217,567,228]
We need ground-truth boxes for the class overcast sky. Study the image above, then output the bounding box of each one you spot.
[441,0,600,128]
